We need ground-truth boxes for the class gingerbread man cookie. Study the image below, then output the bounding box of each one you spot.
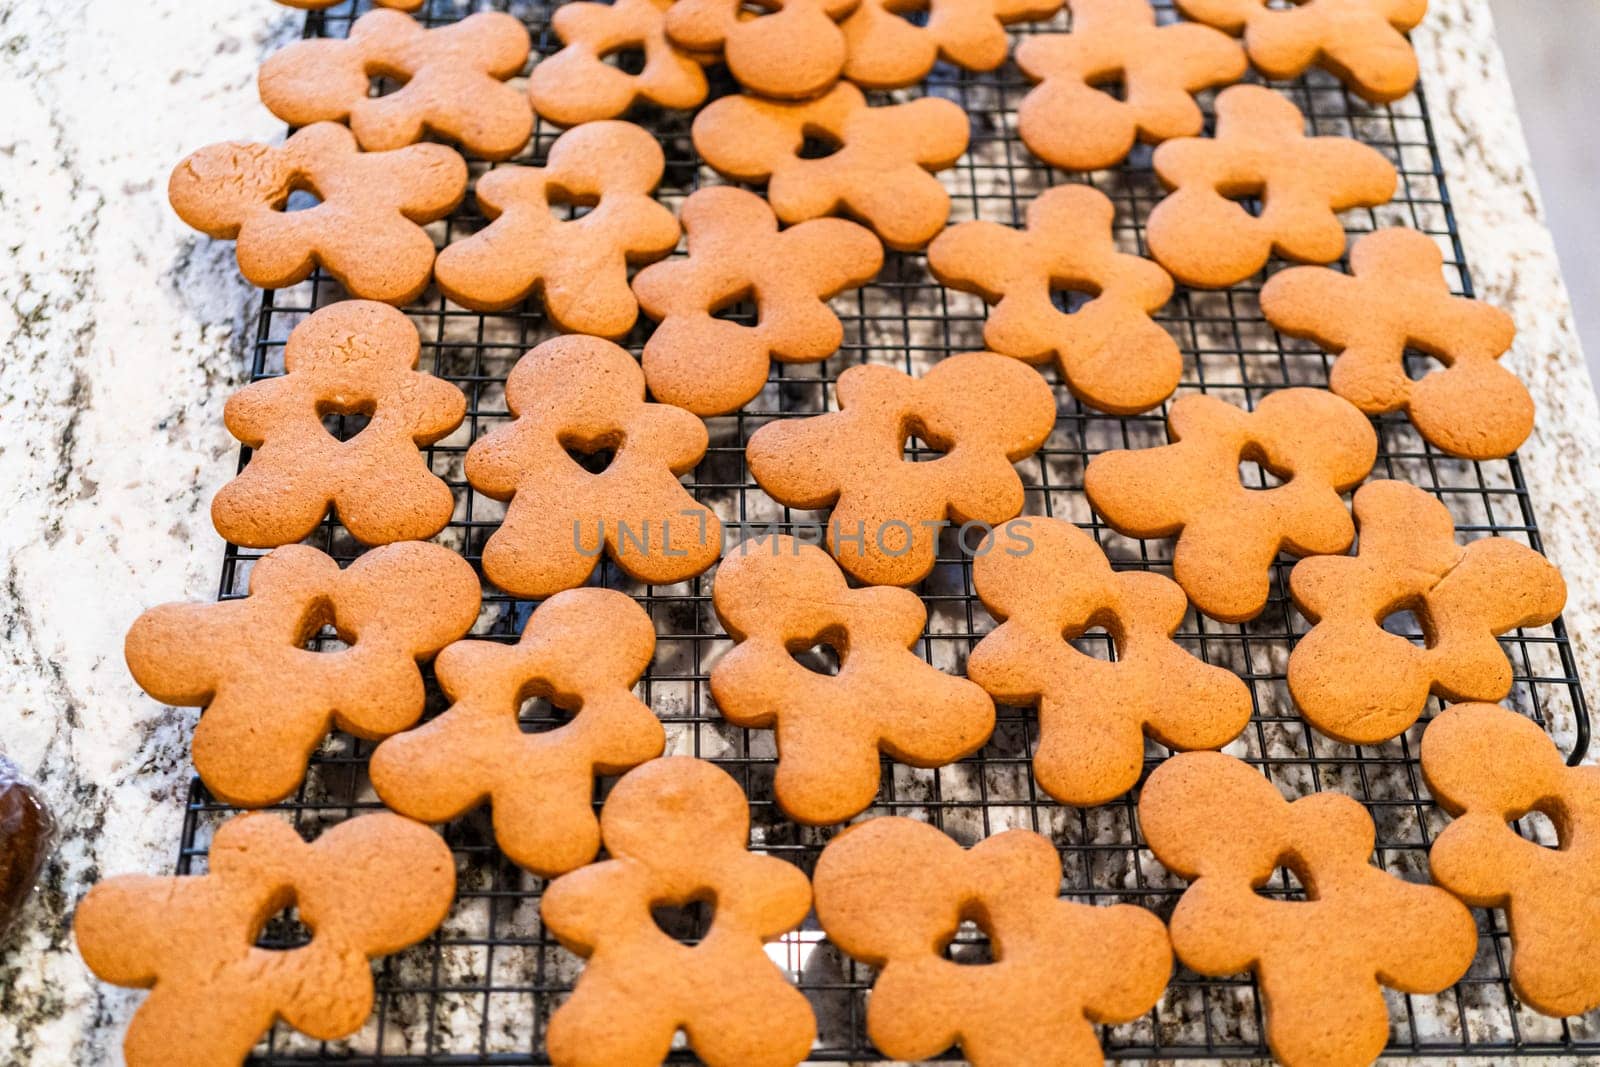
[75,812,454,1067]
[1261,227,1532,460]
[259,9,532,160]
[814,817,1170,1065]
[968,517,1251,806]
[665,0,856,99]
[124,542,480,807]
[711,535,994,824]
[632,186,883,416]
[169,122,467,304]
[1289,479,1565,745]
[466,335,720,598]
[1422,702,1600,1017]
[1084,388,1376,622]
[529,0,708,126]
[841,0,1064,90]
[211,301,465,548]
[541,757,815,1067]
[1140,751,1477,1067]
[926,183,1179,415]
[1146,84,1397,288]
[433,121,679,333]
[746,352,1057,586]
[692,82,970,251]
[1016,0,1246,171]
[370,588,660,877]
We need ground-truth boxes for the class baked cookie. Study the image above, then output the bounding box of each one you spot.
[529,0,708,126]
[1290,480,1565,745]
[278,0,422,9]
[433,121,679,333]
[813,817,1170,1065]
[169,122,467,304]
[746,352,1057,586]
[665,0,856,99]
[75,812,454,1067]
[1140,751,1477,1067]
[926,182,1179,415]
[211,301,465,548]
[466,335,720,598]
[1016,0,1246,171]
[1146,84,1397,288]
[841,0,1064,90]
[124,542,480,807]
[541,757,815,1067]
[968,517,1251,805]
[1084,388,1376,622]
[632,186,883,416]
[692,82,969,251]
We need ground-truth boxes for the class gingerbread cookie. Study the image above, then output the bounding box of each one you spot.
[1139,751,1477,1067]
[692,82,969,251]
[529,0,708,126]
[278,0,422,9]
[746,352,1057,586]
[211,301,465,548]
[926,183,1179,415]
[665,0,856,99]
[541,757,814,1067]
[1422,702,1600,1017]
[76,812,454,1067]
[259,9,532,160]
[841,0,1064,90]
[1177,0,1426,104]
[433,121,679,332]
[1261,227,1532,460]
[371,588,660,877]
[632,186,883,416]
[1146,84,1397,288]
[1084,388,1376,622]
[1289,479,1565,745]
[814,817,1169,1065]
[1015,0,1245,171]
[711,535,994,824]
[969,517,1251,806]
[466,335,720,598]
[124,542,480,807]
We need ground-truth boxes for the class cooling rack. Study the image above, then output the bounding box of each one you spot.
[172,0,1600,1061]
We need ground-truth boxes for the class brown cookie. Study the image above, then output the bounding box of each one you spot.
[75,811,454,1067]
[1261,227,1532,460]
[710,535,994,824]
[169,122,467,304]
[529,0,708,126]
[813,817,1170,1065]
[541,757,815,1067]
[926,182,1179,415]
[968,517,1251,806]
[466,334,721,598]
[0,757,53,940]
[1146,84,1397,288]
[1016,0,1245,171]
[258,9,532,160]
[632,186,884,416]
[1139,751,1477,1067]
[1177,0,1426,104]
[433,121,679,332]
[124,542,480,807]
[841,0,1064,90]
[692,82,970,252]
[1289,479,1565,745]
[746,351,1057,586]
[665,0,857,99]
[1421,702,1600,1018]
[370,588,660,877]
[1084,388,1377,622]
[211,301,466,548]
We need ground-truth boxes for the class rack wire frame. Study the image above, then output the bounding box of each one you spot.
[168,0,1600,1061]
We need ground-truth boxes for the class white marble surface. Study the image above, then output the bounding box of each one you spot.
[0,1,1597,1064]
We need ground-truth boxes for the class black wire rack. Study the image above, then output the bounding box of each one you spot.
[169,0,1600,1061]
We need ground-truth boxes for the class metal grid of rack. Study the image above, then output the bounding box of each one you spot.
[172,0,1600,1060]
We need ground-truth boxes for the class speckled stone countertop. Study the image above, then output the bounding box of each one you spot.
[1,1,1597,1064]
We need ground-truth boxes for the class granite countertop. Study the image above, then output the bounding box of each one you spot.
[1,1,1597,1063]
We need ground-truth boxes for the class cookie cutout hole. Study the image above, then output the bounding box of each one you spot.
[546,185,601,222]
[284,188,323,213]
[1071,624,1116,662]
[1379,607,1429,648]
[255,895,314,951]
[1050,286,1099,315]
[1517,808,1563,850]
[564,444,617,475]
[601,44,649,76]
[1089,72,1127,103]
[368,70,412,97]
[790,641,841,676]
[882,0,931,27]
[1217,179,1266,218]
[1266,863,1310,902]
[903,433,941,463]
[518,695,577,734]
[320,408,374,441]
[1402,345,1443,382]
[651,897,715,944]
[941,918,997,966]
[710,287,759,326]
[798,130,844,160]
[1237,459,1286,490]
